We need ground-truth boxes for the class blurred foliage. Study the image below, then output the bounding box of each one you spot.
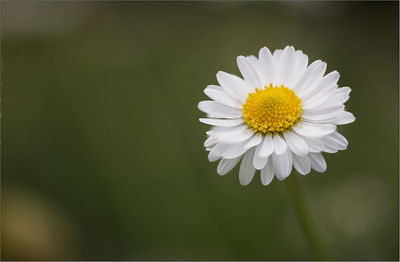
[1,1,398,260]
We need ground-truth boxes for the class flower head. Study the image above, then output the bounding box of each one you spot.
[198,46,355,186]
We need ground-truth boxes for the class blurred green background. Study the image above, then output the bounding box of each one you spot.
[1,1,398,260]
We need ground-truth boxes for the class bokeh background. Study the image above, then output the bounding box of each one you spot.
[1,1,398,260]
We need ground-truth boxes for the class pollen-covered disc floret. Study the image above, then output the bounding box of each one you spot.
[243,83,302,133]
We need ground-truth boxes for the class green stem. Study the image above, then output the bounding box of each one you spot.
[284,175,328,260]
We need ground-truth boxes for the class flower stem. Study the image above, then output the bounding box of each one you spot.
[284,175,328,260]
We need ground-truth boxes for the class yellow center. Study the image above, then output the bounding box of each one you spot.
[242,83,303,134]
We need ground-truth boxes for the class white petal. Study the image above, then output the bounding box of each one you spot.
[293,122,336,138]
[292,60,326,94]
[293,154,311,175]
[331,131,348,146]
[205,125,226,136]
[222,142,249,159]
[303,93,346,111]
[218,125,254,144]
[272,150,293,181]
[309,152,327,173]
[288,50,309,87]
[321,133,347,151]
[208,150,221,162]
[198,101,242,118]
[257,135,274,157]
[332,111,355,125]
[304,104,345,114]
[332,92,350,105]
[337,86,351,96]
[273,49,283,65]
[302,70,340,98]
[217,157,241,176]
[283,131,309,156]
[258,47,275,85]
[303,137,324,153]
[199,118,243,127]
[302,105,345,121]
[303,86,351,110]
[222,133,261,159]
[236,56,262,88]
[321,144,338,153]
[275,46,296,86]
[216,71,251,102]
[244,133,263,150]
[304,85,351,110]
[338,86,351,95]
[204,85,241,108]
[204,136,218,147]
[253,135,274,170]
[253,141,269,170]
[239,148,256,186]
[208,142,231,162]
[260,161,274,186]
[273,134,288,155]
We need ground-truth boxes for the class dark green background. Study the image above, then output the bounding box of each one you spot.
[1,1,398,260]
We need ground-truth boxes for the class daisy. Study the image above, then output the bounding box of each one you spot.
[198,46,355,186]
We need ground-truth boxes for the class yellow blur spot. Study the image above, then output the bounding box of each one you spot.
[242,83,302,134]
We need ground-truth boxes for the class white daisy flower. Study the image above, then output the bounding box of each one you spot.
[198,46,355,186]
